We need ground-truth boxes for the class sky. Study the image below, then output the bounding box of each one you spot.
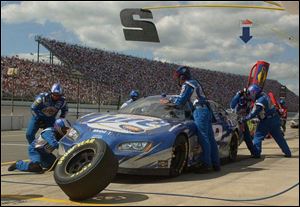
[1,1,299,95]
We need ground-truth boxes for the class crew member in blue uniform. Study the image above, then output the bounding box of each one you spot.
[8,118,71,173]
[162,66,220,171]
[120,90,139,109]
[230,88,256,156]
[241,84,291,158]
[26,83,68,144]
[278,98,288,133]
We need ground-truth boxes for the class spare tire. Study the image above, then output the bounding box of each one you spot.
[54,138,118,201]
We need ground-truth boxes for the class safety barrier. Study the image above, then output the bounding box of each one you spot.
[1,115,24,131]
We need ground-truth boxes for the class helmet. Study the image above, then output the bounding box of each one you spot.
[173,66,191,81]
[54,118,71,136]
[247,84,262,101]
[130,90,139,100]
[279,98,286,106]
[51,83,63,96]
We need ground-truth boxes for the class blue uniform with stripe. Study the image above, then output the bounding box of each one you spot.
[16,128,58,171]
[26,92,68,144]
[243,92,291,157]
[230,92,256,155]
[172,79,220,167]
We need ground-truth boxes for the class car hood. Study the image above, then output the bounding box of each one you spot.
[76,112,180,135]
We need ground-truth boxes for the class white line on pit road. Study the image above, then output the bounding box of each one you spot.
[1,143,28,147]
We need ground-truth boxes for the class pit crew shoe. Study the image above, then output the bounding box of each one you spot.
[28,163,44,174]
[213,165,221,172]
[194,164,212,174]
[8,162,17,171]
[284,154,292,158]
[251,154,261,159]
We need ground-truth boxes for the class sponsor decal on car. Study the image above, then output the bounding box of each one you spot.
[119,124,144,133]
[84,114,170,134]
[158,160,169,168]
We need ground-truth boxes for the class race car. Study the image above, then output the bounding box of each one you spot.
[54,95,243,200]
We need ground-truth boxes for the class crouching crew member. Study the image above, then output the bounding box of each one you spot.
[230,88,256,156]
[8,119,71,173]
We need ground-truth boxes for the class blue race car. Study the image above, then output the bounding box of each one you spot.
[57,95,242,176]
[54,95,243,200]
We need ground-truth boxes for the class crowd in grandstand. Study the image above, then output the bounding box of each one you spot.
[1,37,299,111]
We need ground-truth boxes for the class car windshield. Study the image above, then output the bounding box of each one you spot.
[119,96,190,120]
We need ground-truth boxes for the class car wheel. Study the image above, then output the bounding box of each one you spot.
[169,135,188,177]
[54,138,118,201]
[228,131,238,162]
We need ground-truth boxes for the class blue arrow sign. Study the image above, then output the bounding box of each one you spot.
[240,27,252,43]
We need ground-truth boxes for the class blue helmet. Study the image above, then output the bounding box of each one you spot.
[161,93,167,98]
[130,90,139,100]
[279,98,286,106]
[51,83,63,95]
[173,66,191,80]
[247,84,262,101]
[54,118,71,136]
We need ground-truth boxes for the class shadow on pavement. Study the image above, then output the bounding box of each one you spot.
[113,155,266,184]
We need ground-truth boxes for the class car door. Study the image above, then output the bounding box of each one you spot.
[209,101,234,158]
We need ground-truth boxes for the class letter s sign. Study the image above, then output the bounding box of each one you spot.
[120,8,160,42]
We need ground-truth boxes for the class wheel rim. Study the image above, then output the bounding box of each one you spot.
[66,149,95,174]
[171,142,187,173]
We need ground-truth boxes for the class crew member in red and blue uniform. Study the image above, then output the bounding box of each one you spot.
[8,118,71,173]
[241,84,291,158]
[162,66,220,171]
[230,88,256,156]
[26,83,68,144]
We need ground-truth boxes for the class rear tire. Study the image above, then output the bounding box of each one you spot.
[169,135,188,177]
[54,138,118,201]
[228,132,238,162]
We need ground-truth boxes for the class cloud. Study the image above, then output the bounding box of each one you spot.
[1,1,299,95]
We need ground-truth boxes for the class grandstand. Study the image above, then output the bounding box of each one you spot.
[1,36,299,111]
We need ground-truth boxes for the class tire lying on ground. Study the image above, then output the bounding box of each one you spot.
[54,138,118,201]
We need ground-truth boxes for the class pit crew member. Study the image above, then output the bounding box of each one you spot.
[241,84,291,158]
[230,88,256,156]
[26,83,68,144]
[120,90,139,109]
[8,118,71,173]
[162,66,220,172]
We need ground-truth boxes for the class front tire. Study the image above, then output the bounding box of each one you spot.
[54,138,118,201]
[169,135,188,177]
